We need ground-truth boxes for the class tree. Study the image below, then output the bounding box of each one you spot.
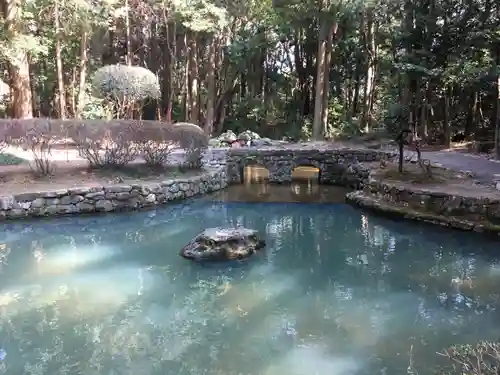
[0,0,498,157]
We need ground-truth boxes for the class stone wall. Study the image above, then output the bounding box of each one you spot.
[223,147,393,188]
[363,179,500,224]
[0,169,227,220]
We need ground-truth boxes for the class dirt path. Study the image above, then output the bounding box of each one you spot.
[420,150,500,184]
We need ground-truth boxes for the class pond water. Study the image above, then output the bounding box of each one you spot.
[0,184,499,375]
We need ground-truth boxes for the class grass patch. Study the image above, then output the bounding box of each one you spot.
[0,152,27,166]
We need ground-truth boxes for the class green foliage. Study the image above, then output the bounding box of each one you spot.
[0,152,26,166]
[92,65,161,103]
[92,65,160,119]
[174,0,228,32]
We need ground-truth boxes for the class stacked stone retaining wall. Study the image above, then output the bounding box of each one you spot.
[205,146,394,188]
[0,169,227,220]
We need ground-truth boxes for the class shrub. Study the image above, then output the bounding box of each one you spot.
[92,65,160,119]
[0,119,209,171]
[0,119,56,176]
[170,122,208,169]
[133,123,175,167]
[65,120,139,167]
[438,342,500,375]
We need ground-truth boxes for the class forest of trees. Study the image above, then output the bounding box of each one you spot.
[0,0,499,154]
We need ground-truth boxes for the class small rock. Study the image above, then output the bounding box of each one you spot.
[85,192,105,200]
[105,185,132,193]
[7,208,26,218]
[95,200,113,212]
[14,193,41,202]
[71,195,85,204]
[59,196,74,205]
[0,196,14,210]
[69,187,91,195]
[145,194,156,203]
[40,189,68,198]
[31,198,46,209]
[55,205,76,214]
[76,202,95,212]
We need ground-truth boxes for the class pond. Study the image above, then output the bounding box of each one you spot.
[0,184,499,375]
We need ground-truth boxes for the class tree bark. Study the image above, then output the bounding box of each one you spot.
[54,0,66,119]
[362,10,376,132]
[124,0,132,65]
[1,0,33,118]
[321,23,335,137]
[205,36,216,135]
[312,2,328,140]
[75,30,88,119]
[188,31,199,124]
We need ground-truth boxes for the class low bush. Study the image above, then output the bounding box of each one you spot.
[0,119,56,175]
[0,119,209,171]
[438,342,500,375]
[133,123,175,166]
[170,122,208,169]
[65,120,140,167]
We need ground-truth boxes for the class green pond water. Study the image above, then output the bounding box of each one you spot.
[0,184,499,375]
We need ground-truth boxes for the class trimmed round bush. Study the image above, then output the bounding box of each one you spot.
[92,65,160,103]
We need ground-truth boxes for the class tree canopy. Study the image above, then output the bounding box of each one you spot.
[0,0,499,154]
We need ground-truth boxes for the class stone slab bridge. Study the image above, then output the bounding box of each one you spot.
[205,144,396,188]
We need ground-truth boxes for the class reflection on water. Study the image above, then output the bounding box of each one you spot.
[244,165,270,183]
[0,196,499,375]
[243,165,320,184]
[291,166,320,181]
[206,183,349,203]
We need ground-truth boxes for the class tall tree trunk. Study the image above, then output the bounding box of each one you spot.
[75,30,88,119]
[494,18,500,159]
[162,19,175,122]
[205,36,216,135]
[1,0,33,119]
[183,33,190,121]
[188,32,199,124]
[124,0,132,65]
[54,0,66,119]
[362,10,376,132]
[312,1,328,140]
[321,22,335,137]
[443,86,451,148]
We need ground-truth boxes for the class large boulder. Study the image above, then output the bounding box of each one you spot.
[180,227,266,262]
[219,130,237,143]
[237,130,260,142]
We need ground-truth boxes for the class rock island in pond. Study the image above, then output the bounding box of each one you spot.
[180,227,266,261]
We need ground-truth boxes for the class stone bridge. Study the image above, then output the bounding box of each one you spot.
[204,144,395,188]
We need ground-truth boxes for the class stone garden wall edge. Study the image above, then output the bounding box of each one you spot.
[0,168,228,221]
[204,146,395,188]
[0,145,395,221]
